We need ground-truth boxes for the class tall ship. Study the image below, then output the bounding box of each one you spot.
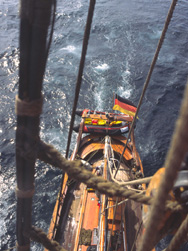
[14,0,188,251]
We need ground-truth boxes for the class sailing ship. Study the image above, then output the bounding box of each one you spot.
[15,0,188,251]
[46,99,146,251]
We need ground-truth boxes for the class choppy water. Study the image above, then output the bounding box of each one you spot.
[0,0,188,250]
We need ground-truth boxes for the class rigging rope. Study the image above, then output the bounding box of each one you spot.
[115,0,178,178]
[165,215,188,251]
[107,140,148,188]
[131,221,143,251]
[14,0,187,250]
[138,79,188,251]
[29,226,66,251]
[65,0,96,158]
[38,140,152,204]
[45,0,56,63]
[37,140,182,212]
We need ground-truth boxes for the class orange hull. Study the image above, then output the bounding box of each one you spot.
[46,113,145,251]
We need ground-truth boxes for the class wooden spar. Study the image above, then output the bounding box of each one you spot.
[74,187,88,251]
[16,1,54,249]
[99,160,108,251]
[105,136,127,251]
[107,198,118,251]
[130,127,140,166]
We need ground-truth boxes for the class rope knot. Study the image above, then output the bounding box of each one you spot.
[15,94,43,117]
[16,187,35,199]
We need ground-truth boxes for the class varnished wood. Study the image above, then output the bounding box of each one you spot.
[46,131,145,251]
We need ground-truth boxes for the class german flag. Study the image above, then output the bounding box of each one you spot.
[113,94,137,116]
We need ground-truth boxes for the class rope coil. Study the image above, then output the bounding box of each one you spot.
[15,95,43,117]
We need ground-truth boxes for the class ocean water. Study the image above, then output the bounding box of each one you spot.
[0,0,188,250]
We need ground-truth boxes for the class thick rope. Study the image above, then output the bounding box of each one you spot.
[38,140,152,204]
[165,215,188,251]
[116,0,178,177]
[112,175,152,186]
[151,210,187,250]
[29,226,66,251]
[66,0,96,158]
[138,80,188,251]
[37,140,181,212]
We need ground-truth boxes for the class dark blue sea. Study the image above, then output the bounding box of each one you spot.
[0,0,188,250]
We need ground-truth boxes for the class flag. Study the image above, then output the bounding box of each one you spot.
[113,94,137,116]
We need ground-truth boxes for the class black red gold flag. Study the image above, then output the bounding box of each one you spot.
[113,94,137,116]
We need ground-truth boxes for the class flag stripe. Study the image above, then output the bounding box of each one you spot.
[113,94,137,116]
[115,94,136,108]
[114,99,137,113]
[113,105,136,117]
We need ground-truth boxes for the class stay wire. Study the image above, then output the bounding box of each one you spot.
[115,0,178,178]
[45,0,56,63]
[131,221,143,251]
[65,0,96,159]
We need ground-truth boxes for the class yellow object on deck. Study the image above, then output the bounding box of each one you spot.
[98,119,106,126]
[87,188,95,192]
[109,121,122,126]
[84,118,92,124]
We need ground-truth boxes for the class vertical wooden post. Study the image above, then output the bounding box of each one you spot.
[16,0,54,249]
